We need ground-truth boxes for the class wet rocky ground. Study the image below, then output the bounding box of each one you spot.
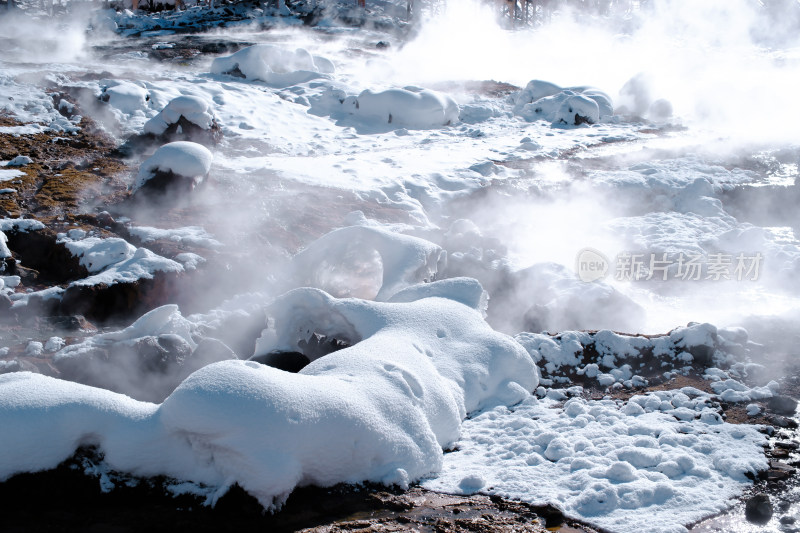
[0,448,597,533]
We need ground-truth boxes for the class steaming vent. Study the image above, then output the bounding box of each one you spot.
[251,332,352,373]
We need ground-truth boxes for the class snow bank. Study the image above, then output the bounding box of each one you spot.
[0,285,537,509]
[425,395,767,533]
[513,80,614,126]
[291,225,447,301]
[210,44,334,87]
[135,141,213,191]
[342,87,460,129]
[143,95,216,136]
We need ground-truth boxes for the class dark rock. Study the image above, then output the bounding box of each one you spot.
[767,460,796,481]
[686,344,715,366]
[776,441,799,450]
[4,228,87,284]
[59,272,182,324]
[530,503,565,528]
[768,414,798,429]
[297,332,350,360]
[95,211,115,227]
[133,169,206,204]
[157,115,222,146]
[769,395,798,416]
[745,493,773,524]
[782,516,797,525]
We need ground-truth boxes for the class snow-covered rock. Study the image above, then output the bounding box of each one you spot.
[143,95,218,138]
[101,80,150,114]
[210,44,334,87]
[513,80,613,125]
[342,87,460,129]
[135,141,213,193]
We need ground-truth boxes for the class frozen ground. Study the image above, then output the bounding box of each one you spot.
[1,0,800,532]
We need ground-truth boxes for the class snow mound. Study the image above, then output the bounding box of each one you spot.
[6,156,32,167]
[210,44,334,87]
[342,87,460,129]
[101,80,151,114]
[513,80,613,125]
[291,225,447,301]
[0,285,537,510]
[143,95,217,136]
[135,141,213,192]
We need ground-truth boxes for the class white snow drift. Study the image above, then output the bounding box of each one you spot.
[0,282,537,509]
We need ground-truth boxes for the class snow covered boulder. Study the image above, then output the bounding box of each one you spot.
[342,87,459,129]
[43,232,186,322]
[290,225,447,301]
[134,141,213,199]
[100,80,150,114]
[210,44,334,87]
[143,95,221,145]
[513,80,613,126]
